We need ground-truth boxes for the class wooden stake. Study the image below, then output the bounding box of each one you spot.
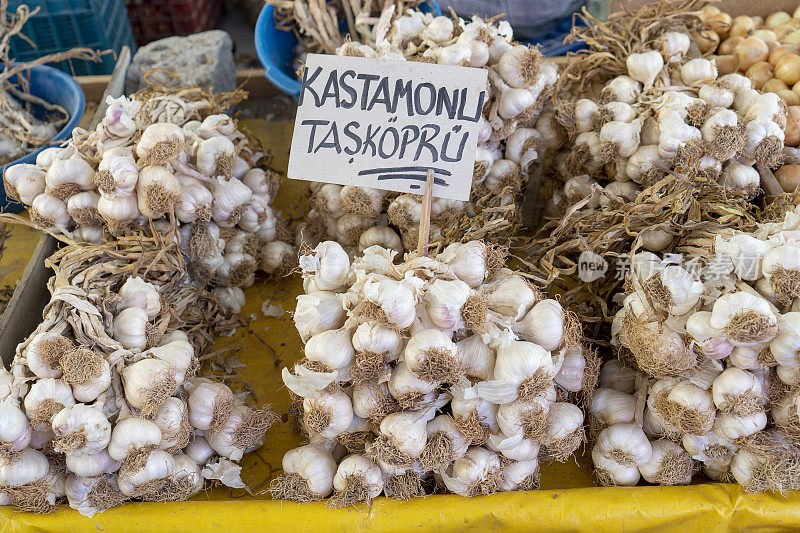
[416,169,434,257]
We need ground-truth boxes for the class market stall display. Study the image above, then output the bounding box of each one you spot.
[2,81,295,288]
[0,236,276,514]
[276,239,595,502]
[6,0,800,527]
[298,10,561,255]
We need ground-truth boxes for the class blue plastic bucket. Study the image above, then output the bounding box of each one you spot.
[256,1,441,99]
[0,64,85,213]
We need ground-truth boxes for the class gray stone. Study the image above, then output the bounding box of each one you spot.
[125,30,236,95]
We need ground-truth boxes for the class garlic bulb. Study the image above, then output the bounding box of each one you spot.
[709,292,778,346]
[681,58,718,86]
[117,448,176,497]
[403,328,461,382]
[187,379,235,431]
[476,337,558,404]
[0,448,49,487]
[599,360,637,393]
[300,241,351,292]
[638,439,694,485]
[51,404,111,456]
[45,156,94,199]
[601,76,641,104]
[3,164,45,205]
[23,378,75,430]
[369,408,434,467]
[513,299,566,351]
[119,277,161,320]
[592,423,652,486]
[107,416,161,461]
[329,454,384,506]
[271,444,337,501]
[440,447,502,496]
[30,193,71,231]
[294,292,345,342]
[206,404,275,460]
[590,388,636,426]
[627,50,664,90]
[65,449,120,478]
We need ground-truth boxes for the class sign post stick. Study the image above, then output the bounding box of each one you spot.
[416,169,435,257]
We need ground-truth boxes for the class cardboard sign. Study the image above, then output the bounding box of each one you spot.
[287,54,488,201]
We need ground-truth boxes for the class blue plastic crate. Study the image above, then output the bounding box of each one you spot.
[256,0,441,99]
[527,13,587,57]
[6,0,136,76]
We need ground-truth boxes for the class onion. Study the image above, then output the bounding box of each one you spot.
[784,106,800,147]
[762,78,789,93]
[770,45,800,66]
[729,15,757,38]
[745,61,774,90]
[714,55,737,76]
[767,11,792,29]
[718,36,742,55]
[735,38,770,71]
[775,54,800,85]
[784,30,800,45]
[776,164,800,191]
[692,31,720,54]
[778,89,800,106]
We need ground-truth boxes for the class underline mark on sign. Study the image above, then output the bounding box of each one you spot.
[358,166,451,189]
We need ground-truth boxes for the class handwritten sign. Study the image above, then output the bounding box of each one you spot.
[287,54,488,201]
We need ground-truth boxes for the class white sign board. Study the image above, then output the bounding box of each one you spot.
[287,54,488,201]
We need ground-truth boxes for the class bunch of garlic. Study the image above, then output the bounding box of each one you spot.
[272,240,592,504]
[550,43,787,252]
[298,13,563,255]
[0,275,276,515]
[3,94,295,287]
[593,203,800,490]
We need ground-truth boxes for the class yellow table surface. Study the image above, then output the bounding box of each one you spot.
[2,121,800,532]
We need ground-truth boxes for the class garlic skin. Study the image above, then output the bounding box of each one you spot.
[112,307,149,351]
[513,299,566,351]
[590,388,636,426]
[51,404,111,456]
[279,444,337,499]
[294,292,345,342]
[0,448,50,487]
[107,416,162,461]
[117,449,176,497]
[186,379,235,431]
[627,50,664,90]
[65,449,120,478]
[440,447,503,496]
[23,378,76,430]
[0,400,32,455]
